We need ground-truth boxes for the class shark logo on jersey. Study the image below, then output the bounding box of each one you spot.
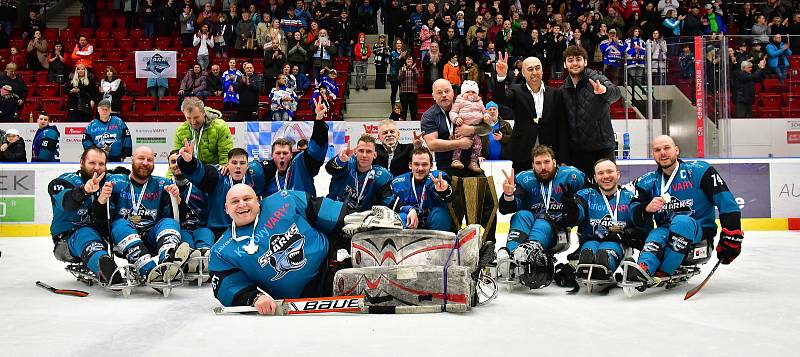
[259,224,307,281]
[590,215,627,240]
[97,132,118,149]
[660,198,695,220]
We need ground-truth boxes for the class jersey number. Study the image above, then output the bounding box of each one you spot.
[710,174,725,187]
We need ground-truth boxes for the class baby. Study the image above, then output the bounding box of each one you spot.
[448,80,488,173]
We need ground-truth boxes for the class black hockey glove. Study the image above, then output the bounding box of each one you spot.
[717,228,743,265]
[618,228,645,250]
[558,184,579,227]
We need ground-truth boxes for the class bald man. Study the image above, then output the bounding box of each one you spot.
[624,135,743,284]
[209,185,355,313]
[95,146,191,284]
[494,53,568,173]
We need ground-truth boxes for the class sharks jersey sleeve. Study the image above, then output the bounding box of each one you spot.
[326,157,395,212]
[499,166,586,217]
[263,120,330,196]
[48,172,98,236]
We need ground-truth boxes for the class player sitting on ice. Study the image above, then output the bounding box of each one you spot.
[497,145,586,289]
[389,146,454,231]
[168,149,213,274]
[178,144,273,239]
[624,135,742,286]
[48,147,122,284]
[210,184,376,315]
[326,134,395,212]
[94,146,190,284]
[260,96,330,196]
[559,159,648,286]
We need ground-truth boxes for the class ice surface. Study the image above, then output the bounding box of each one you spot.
[1,231,799,356]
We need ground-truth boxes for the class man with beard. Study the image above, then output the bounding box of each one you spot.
[95,146,190,284]
[326,134,394,212]
[390,146,453,231]
[496,145,585,288]
[209,184,358,313]
[560,45,621,179]
[82,100,132,163]
[48,147,122,284]
[624,136,742,284]
[168,149,213,274]
[374,119,419,176]
[559,159,648,280]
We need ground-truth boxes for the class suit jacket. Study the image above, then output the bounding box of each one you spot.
[375,142,413,177]
[493,76,568,173]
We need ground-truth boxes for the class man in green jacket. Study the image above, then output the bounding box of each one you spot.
[173,97,234,166]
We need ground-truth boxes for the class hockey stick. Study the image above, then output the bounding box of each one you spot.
[214,295,470,315]
[684,260,722,300]
[36,281,89,297]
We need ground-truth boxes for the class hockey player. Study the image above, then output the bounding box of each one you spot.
[625,135,743,283]
[326,134,395,212]
[95,146,190,283]
[31,112,60,162]
[497,145,585,288]
[82,99,132,162]
[260,96,329,196]
[168,149,213,272]
[178,145,272,239]
[390,146,454,231]
[209,184,356,313]
[560,159,647,280]
[48,147,121,284]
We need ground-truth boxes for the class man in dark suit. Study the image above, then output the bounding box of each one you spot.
[492,52,568,173]
[374,119,420,177]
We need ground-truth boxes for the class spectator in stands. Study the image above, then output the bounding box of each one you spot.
[679,45,695,79]
[479,101,512,161]
[388,102,403,121]
[7,46,26,69]
[469,28,487,63]
[494,20,514,57]
[222,59,242,109]
[766,34,793,83]
[422,42,444,94]
[82,100,132,163]
[140,0,157,38]
[207,64,222,97]
[333,10,354,57]
[264,40,287,89]
[419,18,435,60]
[264,19,287,54]
[373,34,390,89]
[22,10,46,40]
[355,0,374,33]
[179,64,211,101]
[770,15,789,36]
[65,64,99,122]
[738,2,757,35]
[292,65,310,94]
[212,14,233,58]
[235,11,256,51]
[570,28,592,62]
[31,112,60,162]
[353,32,372,91]
[157,0,177,37]
[195,2,218,30]
[762,0,790,21]
[792,13,800,54]
[304,21,320,48]
[625,27,646,85]
[194,24,214,71]
[82,0,97,28]
[0,24,8,48]
[280,7,305,34]
[316,68,340,99]
[0,0,17,36]
[733,59,766,118]
[481,42,498,92]
[26,30,49,71]
[443,53,462,93]
[0,129,26,162]
[544,23,568,79]
[281,64,296,93]
[255,12,271,47]
[466,15,486,46]
[0,63,27,107]
[225,3,240,26]
[398,56,419,121]
[309,29,335,79]
[309,83,335,121]
[122,0,138,28]
[383,0,404,47]
[682,5,704,37]
[749,42,765,65]
[388,38,406,108]
[442,27,464,61]
[269,74,298,121]
[752,14,771,45]
[174,97,233,165]
[0,84,18,121]
[147,76,168,99]
[287,31,308,75]
[99,66,126,116]
[234,62,261,121]
[461,56,480,87]
[649,30,668,83]
[180,5,197,48]
[600,29,624,85]
[71,36,94,72]
[561,45,621,178]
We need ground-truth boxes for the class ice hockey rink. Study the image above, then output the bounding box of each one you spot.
[2,230,799,357]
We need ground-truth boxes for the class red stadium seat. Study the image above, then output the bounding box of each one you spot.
[37,84,59,97]
[205,97,223,109]
[44,28,59,41]
[782,108,800,117]
[117,38,133,50]
[76,28,94,39]
[95,28,111,39]
[756,107,781,118]
[760,94,782,108]
[135,97,156,112]
[129,28,144,39]
[127,80,146,96]
[784,94,800,109]
[121,97,134,113]
[99,17,114,29]
[98,38,116,50]
[155,37,172,50]
[791,56,800,70]
[67,16,81,30]
[42,98,64,113]
[763,78,788,93]
[34,71,49,84]
[156,96,178,111]
[112,29,128,41]
[16,70,33,83]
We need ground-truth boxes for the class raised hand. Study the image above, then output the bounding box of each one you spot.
[313,96,328,120]
[98,181,114,204]
[758,58,766,69]
[164,184,181,199]
[412,130,424,147]
[495,51,509,78]
[588,78,607,95]
[431,172,448,192]
[339,140,352,162]
[179,139,195,162]
[501,168,515,198]
[83,172,106,194]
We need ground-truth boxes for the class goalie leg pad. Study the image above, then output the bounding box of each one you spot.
[350,226,480,270]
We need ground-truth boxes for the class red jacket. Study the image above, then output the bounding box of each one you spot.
[353,34,372,61]
[70,44,94,68]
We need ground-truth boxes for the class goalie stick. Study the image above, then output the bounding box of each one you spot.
[36,281,89,297]
[213,295,469,315]
[684,260,722,300]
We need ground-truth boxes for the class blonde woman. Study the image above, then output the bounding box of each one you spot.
[64,64,99,122]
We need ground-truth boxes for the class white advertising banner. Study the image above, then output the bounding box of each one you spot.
[769,162,800,217]
[134,51,178,79]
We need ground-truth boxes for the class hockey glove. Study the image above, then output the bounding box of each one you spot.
[558,184,579,227]
[619,228,646,250]
[716,228,743,265]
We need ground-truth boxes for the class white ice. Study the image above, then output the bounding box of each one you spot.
[2,231,799,357]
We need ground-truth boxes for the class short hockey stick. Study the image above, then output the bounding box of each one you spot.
[684,260,722,300]
[36,281,89,297]
[214,295,469,315]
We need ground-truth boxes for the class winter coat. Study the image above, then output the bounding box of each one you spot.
[172,107,233,165]
[449,94,485,125]
[766,42,792,69]
[0,138,26,162]
[560,68,621,152]
[733,69,765,105]
[354,35,372,61]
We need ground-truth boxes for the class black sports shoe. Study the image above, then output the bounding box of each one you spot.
[578,249,595,265]
[98,255,123,285]
[590,251,613,280]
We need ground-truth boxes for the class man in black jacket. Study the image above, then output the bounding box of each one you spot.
[374,120,419,176]
[733,59,766,118]
[493,52,567,174]
[560,45,621,178]
[234,62,262,121]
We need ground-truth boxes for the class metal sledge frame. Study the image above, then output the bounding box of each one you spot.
[574,264,616,294]
[183,255,210,287]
